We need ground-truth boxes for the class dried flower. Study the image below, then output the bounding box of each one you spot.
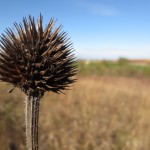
[0,14,77,150]
[0,14,76,96]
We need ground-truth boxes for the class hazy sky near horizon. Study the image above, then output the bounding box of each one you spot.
[0,0,150,59]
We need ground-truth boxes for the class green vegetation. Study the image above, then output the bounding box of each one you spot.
[78,59,150,77]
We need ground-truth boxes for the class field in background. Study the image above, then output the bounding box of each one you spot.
[78,58,150,77]
[1,59,150,150]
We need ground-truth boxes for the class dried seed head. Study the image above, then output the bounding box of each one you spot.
[0,14,77,97]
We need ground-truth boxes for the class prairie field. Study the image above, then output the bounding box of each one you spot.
[1,60,150,150]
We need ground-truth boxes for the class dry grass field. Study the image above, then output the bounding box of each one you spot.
[1,73,150,149]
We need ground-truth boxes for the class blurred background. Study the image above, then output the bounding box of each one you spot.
[0,0,150,149]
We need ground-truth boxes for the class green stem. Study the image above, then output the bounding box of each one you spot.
[25,93,41,150]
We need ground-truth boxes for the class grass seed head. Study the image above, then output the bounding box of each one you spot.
[0,14,77,97]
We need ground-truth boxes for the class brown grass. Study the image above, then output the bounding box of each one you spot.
[0,76,150,149]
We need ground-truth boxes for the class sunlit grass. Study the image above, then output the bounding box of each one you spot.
[1,74,150,149]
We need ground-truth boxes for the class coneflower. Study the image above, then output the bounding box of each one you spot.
[0,14,77,150]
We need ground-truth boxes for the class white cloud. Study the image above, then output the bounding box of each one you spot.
[75,47,150,60]
[78,1,118,16]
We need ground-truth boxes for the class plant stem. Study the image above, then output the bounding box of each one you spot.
[25,92,41,150]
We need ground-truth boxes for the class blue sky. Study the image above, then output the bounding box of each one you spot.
[0,0,150,60]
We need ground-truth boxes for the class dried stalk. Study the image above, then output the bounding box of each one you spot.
[25,92,41,150]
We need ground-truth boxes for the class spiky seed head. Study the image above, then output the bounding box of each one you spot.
[0,14,77,97]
